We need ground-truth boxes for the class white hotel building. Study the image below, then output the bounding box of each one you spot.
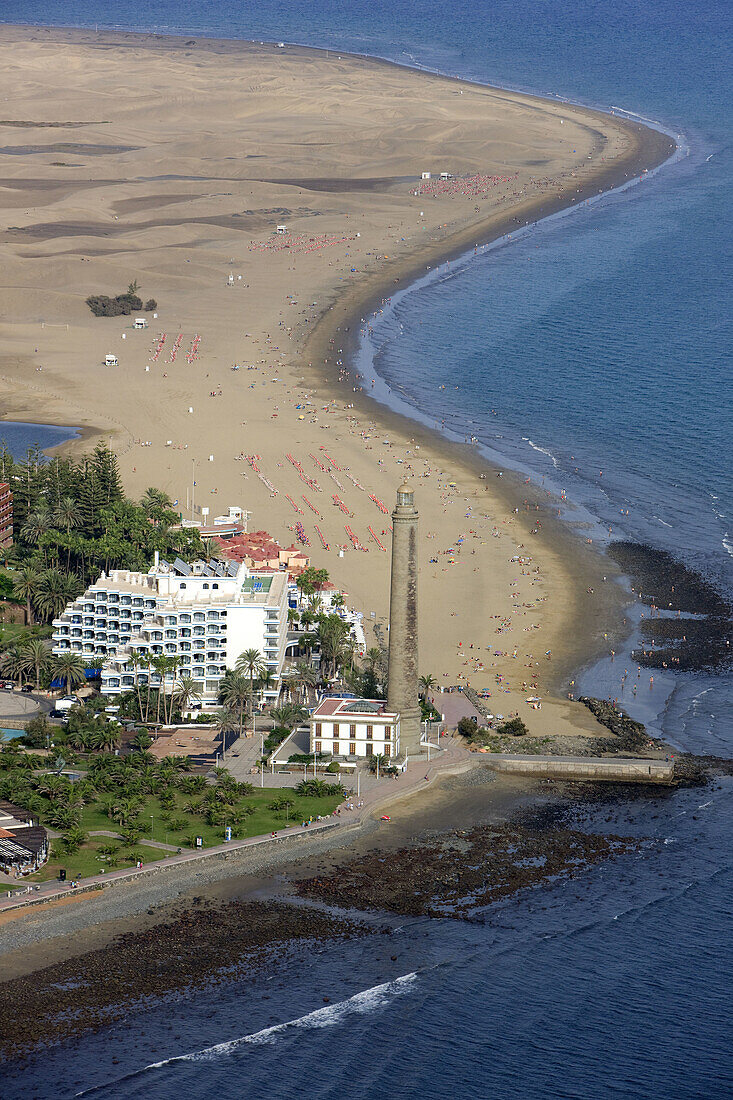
[51,557,288,707]
[310,697,400,759]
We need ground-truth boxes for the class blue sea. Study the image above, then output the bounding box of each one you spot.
[0,421,78,459]
[2,1,732,1096]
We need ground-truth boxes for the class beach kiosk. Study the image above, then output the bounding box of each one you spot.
[133,317,148,330]
[421,171,431,180]
[104,354,118,367]
[276,224,289,234]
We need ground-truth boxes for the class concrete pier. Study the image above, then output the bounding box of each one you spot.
[482,754,675,784]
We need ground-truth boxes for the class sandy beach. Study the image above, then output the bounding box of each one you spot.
[0,25,675,748]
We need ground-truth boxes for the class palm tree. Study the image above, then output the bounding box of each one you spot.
[172,676,201,717]
[317,614,351,680]
[69,727,93,752]
[287,661,317,705]
[157,656,180,724]
[0,644,27,687]
[141,486,172,512]
[47,805,82,830]
[419,674,437,702]
[35,568,79,623]
[255,668,275,710]
[365,647,383,674]
[271,703,308,729]
[218,671,252,740]
[21,505,53,559]
[37,774,69,801]
[299,609,315,632]
[235,648,267,731]
[151,655,169,724]
[61,825,88,854]
[141,487,173,528]
[21,637,50,690]
[51,651,87,694]
[306,594,323,616]
[54,496,80,568]
[13,565,40,625]
[90,727,121,753]
[128,652,146,721]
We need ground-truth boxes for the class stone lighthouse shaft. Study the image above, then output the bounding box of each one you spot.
[387,482,422,754]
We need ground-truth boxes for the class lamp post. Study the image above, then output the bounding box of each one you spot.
[260,730,264,788]
[150,813,154,841]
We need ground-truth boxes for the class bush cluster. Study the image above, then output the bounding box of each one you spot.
[86,293,157,317]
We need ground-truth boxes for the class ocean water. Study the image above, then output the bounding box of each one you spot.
[0,420,79,459]
[2,1,732,1096]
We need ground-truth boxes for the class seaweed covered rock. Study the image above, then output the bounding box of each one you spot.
[579,696,654,753]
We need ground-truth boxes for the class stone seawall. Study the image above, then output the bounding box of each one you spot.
[484,754,675,784]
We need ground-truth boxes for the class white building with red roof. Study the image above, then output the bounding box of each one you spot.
[310,697,400,759]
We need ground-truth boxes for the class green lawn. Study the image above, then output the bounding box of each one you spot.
[26,839,173,883]
[2,753,343,887]
[0,622,52,643]
[75,789,341,849]
[18,789,342,884]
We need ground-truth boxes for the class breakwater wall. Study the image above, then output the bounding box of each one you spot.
[484,754,675,784]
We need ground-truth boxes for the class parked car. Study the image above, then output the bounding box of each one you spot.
[54,696,79,712]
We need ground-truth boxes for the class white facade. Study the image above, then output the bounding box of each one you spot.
[310,698,400,759]
[52,558,288,706]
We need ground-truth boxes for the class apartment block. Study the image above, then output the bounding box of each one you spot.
[51,557,288,707]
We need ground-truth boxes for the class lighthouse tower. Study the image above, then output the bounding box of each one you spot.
[387,482,421,754]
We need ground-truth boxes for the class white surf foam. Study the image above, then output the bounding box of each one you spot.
[178,972,417,1060]
[521,437,559,468]
[76,972,418,1094]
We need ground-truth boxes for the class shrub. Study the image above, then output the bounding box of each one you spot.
[22,715,56,749]
[86,292,144,317]
[144,298,157,311]
[457,716,478,739]
[496,717,528,738]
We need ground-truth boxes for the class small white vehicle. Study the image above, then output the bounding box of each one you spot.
[55,696,79,713]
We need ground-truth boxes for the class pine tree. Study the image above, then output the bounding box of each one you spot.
[92,443,123,510]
